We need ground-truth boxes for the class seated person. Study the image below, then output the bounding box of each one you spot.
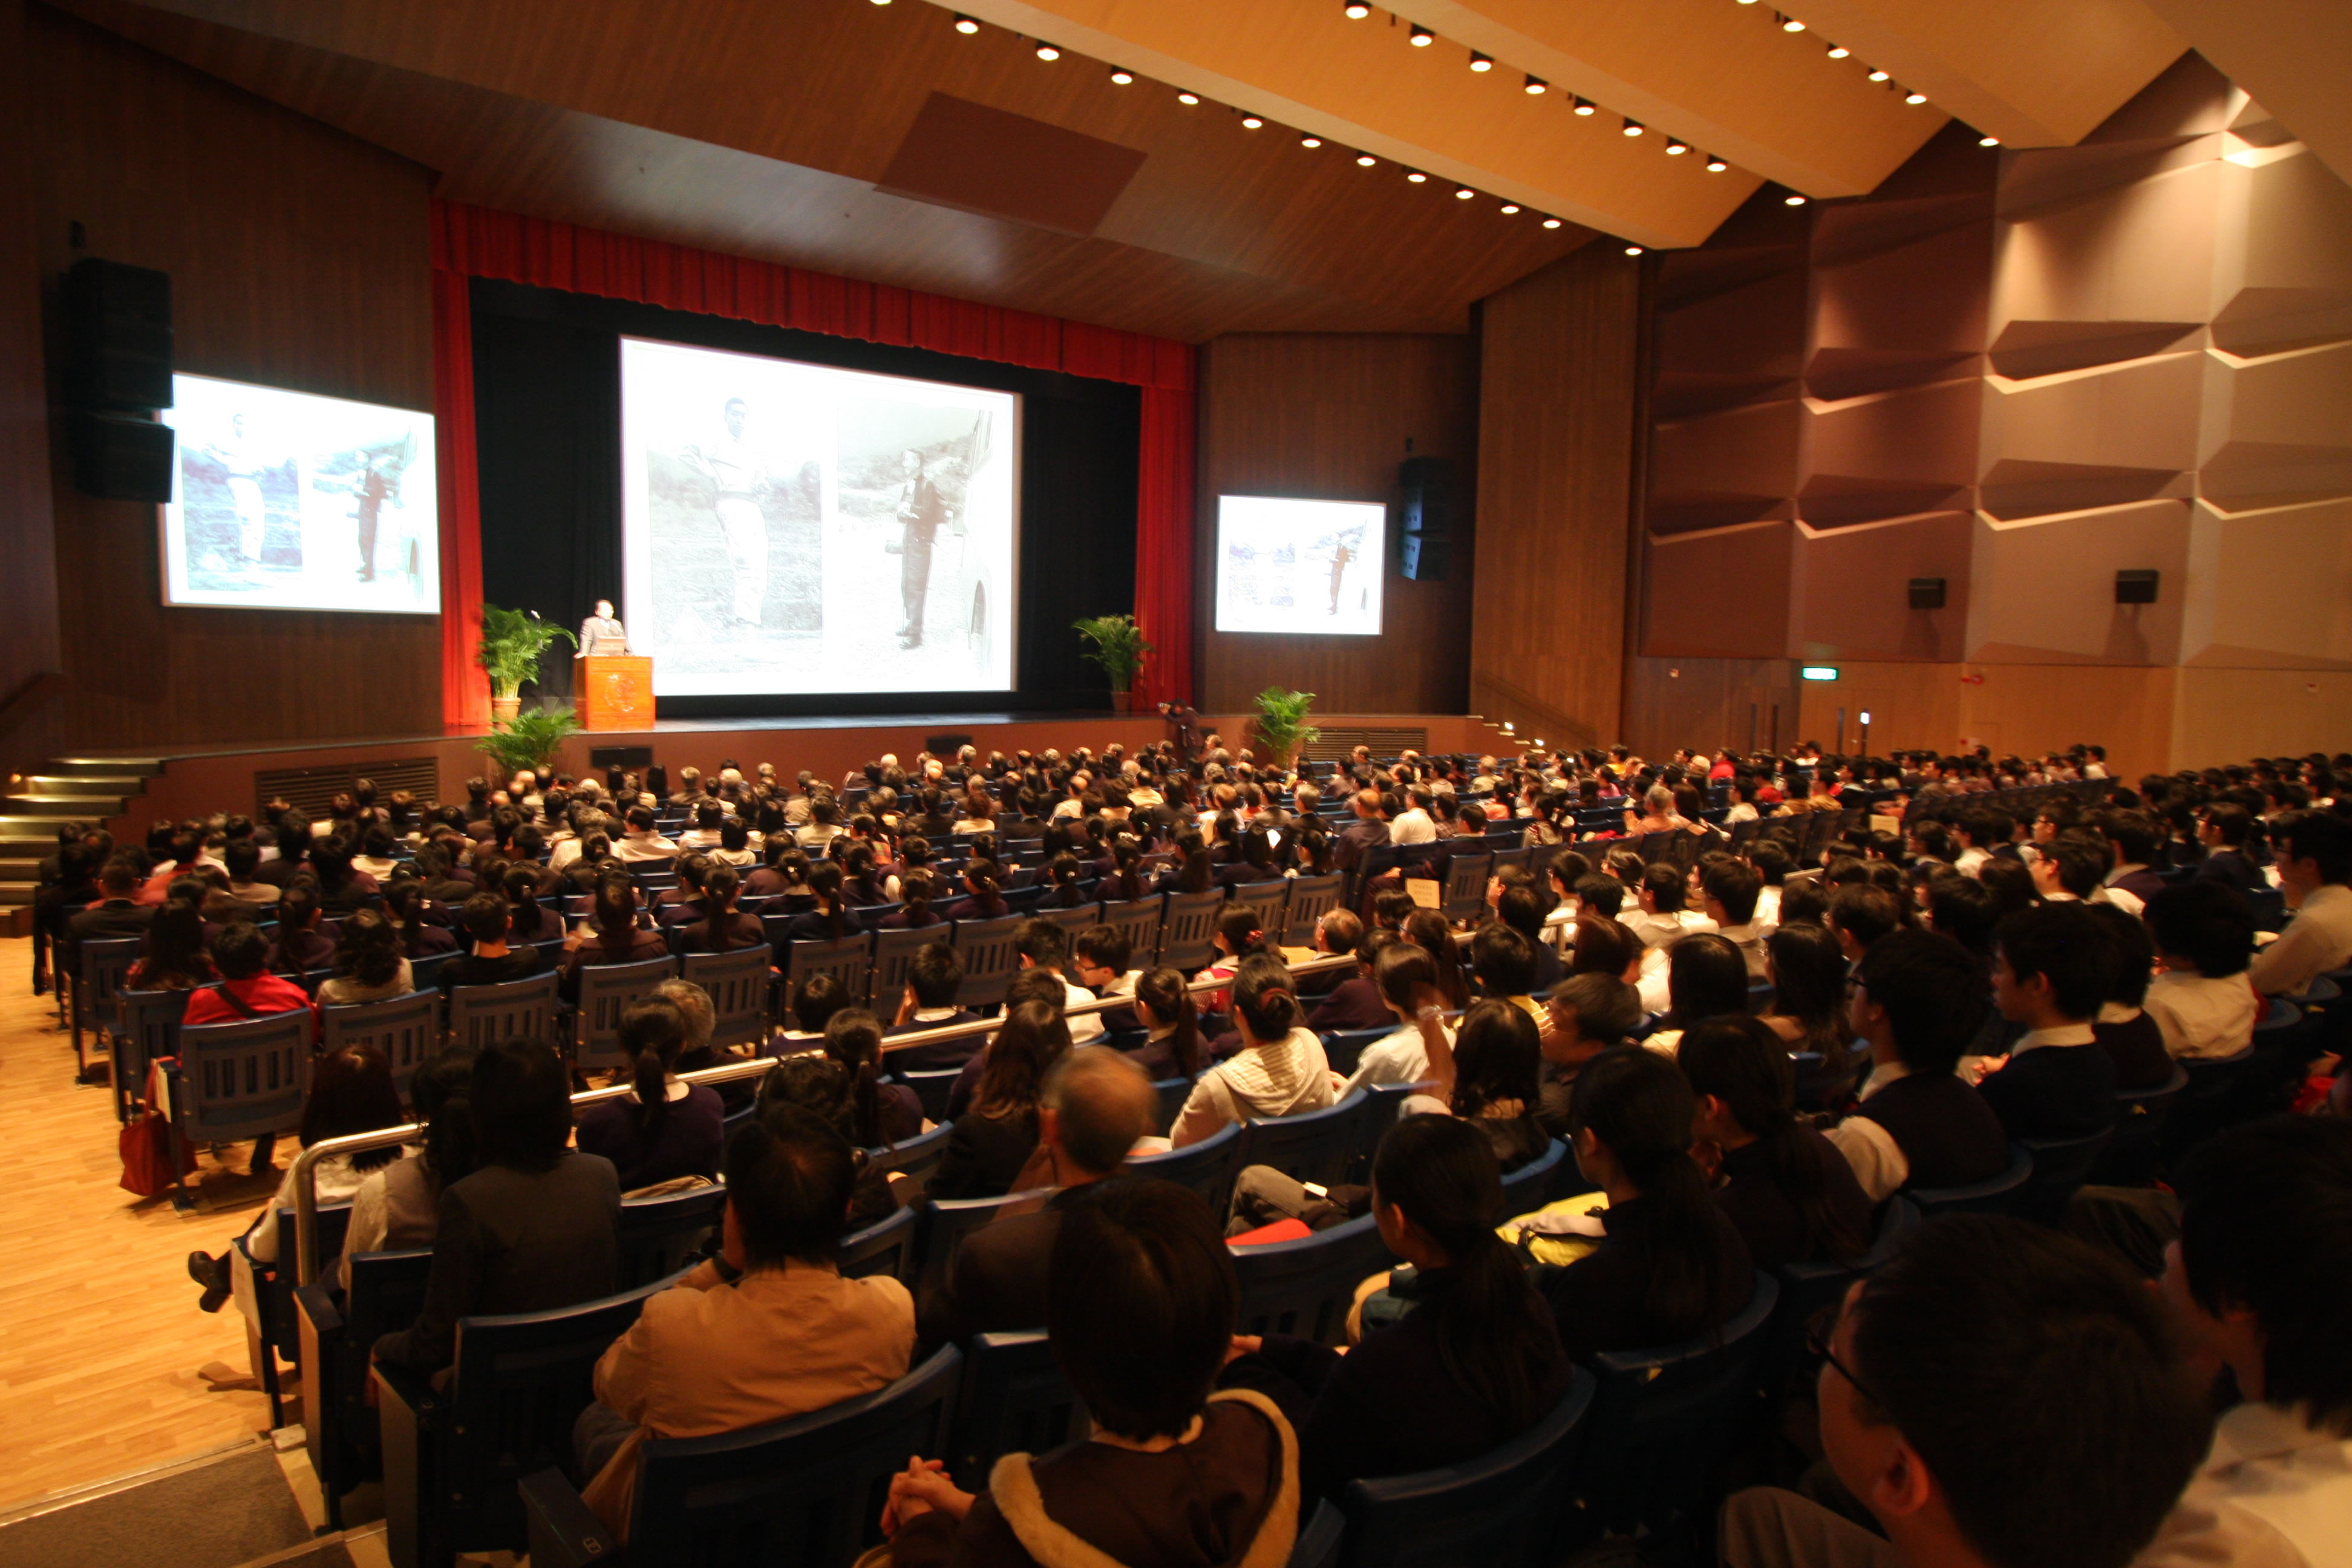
[437,891,550,991]
[184,918,311,1035]
[916,1048,1158,1347]
[2192,803,2267,893]
[678,863,763,954]
[1829,931,2011,1203]
[825,1008,924,1148]
[2138,1116,2352,1568]
[1224,1114,1572,1503]
[1639,933,1749,1057]
[372,1039,622,1375]
[876,866,948,929]
[1171,957,1336,1148]
[2143,881,2259,1061]
[338,1049,476,1290]
[1545,1047,1754,1360]
[1535,972,1642,1137]
[1125,966,1206,1082]
[1622,863,1717,950]
[1069,924,1142,1033]
[575,997,726,1191]
[754,1057,902,1232]
[775,861,867,946]
[777,972,852,1053]
[1468,922,1543,1022]
[572,1105,915,1541]
[927,999,1071,1201]
[612,805,679,863]
[1699,858,1773,980]
[264,884,335,976]
[884,941,981,1069]
[560,876,671,1002]
[128,899,215,992]
[1979,904,2120,1143]
[2081,903,2178,1089]
[1339,941,1455,1095]
[316,908,415,1007]
[1014,919,1105,1044]
[1681,1015,1872,1273]
[1494,884,1565,994]
[1305,920,1396,1032]
[1293,907,1362,1001]
[1398,996,1550,1171]
[879,1180,1298,1568]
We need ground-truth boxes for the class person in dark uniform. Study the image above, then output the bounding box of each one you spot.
[896,448,948,649]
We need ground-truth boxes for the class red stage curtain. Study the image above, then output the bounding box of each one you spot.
[431,268,489,731]
[428,201,1198,711]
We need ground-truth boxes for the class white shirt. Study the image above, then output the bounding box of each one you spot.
[2249,883,2352,997]
[615,830,679,863]
[1725,802,1758,825]
[2143,970,2258,1060]
[2135,1402,2352,1568]
[1623,909,1718,950]
[1955,846,1990,875]
[1714,921,1775,980]
[2097,863,2151,919]
[1824,1062,1915,1203]
[1061,976,1103,1044]
[1171,1027,1335,1147]
[1339,1019,1450,1097]
[1390,808,1436,846]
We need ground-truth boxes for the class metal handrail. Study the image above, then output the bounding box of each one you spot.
[289,947,1363,1285]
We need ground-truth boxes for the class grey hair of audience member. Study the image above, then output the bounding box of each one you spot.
[652,977,715,1050]
[1040,1047,1158,1175]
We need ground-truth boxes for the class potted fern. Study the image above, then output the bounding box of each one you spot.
[479,707,583,781]
[477,604,576,724]
[1251,687,1321,773]
[1073,613,1153,713]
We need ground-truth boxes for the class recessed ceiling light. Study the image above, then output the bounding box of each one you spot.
[1405,168,1428,182]
[952,12,978,31]
[1355,151,1377,166]
[1500,202,1521,214]
[1240,114,1264,128]
[1868,68,1889,82]
[1108,67,1134,84]
[1408,23,1432,45]
[1622,119,1645,136]
[1979,134,2000,146]
[1665,139,1688,155]
[1541,216,1563,228]
[1455,186,1475,198]
[1034,42,1060,60]
[869,0,889,5]
[1177,91,1200,104]
[1301,134,1322,148]
[1343,0,1371,15]
[1524,74,1546,94]
[1469,51,1493,71]
[1785,193,1808,205]
[1705,154,1728,171]
[1779,12,1805,31]
[1572,96,1596,116]
[1625,244,1644,255]
[1905,90,1927,104]
[1826,42,1849,58]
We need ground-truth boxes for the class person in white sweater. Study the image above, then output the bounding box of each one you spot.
[1172,955,1336,1146]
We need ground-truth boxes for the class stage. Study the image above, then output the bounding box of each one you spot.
[85,710,1508,835]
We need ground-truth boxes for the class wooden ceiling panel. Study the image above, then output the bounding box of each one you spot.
[2138,0,2352,188]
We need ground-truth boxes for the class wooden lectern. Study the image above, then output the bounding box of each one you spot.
[575,655,654,730]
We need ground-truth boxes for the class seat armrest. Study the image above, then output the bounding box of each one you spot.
[295,1279,343,1336]
[371,1357,440,1425]
[521,1466,621,1568]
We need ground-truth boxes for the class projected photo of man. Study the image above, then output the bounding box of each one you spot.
[183,412,296,584]
[836,400,995,678]
[896,448,949,648]
[686,396,771,630]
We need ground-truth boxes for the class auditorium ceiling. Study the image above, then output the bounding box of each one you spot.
[49,0,2342,342]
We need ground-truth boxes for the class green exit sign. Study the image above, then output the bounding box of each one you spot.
[1800,665,1840,682]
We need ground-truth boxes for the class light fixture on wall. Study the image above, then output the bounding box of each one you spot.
[1826,41,1849,57]
[1405,168,1428,182]
[1665,138,1689,155]
[1622,119,1645,136]
[1454,185,1476,198]
[1240,114,1264,128]
[1499,202,1521,214]
[1409,22,1433,45]
[1572,96,1596,115]
[1177,90,1200,104]
[1904,90,1928,104]
[1979,134,2000,146]
[1356,151,1378,166]
[1867,68,1889,81]
[1705,154,1728,171]
[1344,0,1371,15]
[1034,41,1060,59]
[952,12,979,31]
[1108,66,1134,83]
[1785,193,1808,205]
[1779,13,1806,31]
[1524,74,1547,94]
[1469,51,1494,71]
[1541,215,1563,228]
[1301,133,1323,148]
[1625,244,1644,255]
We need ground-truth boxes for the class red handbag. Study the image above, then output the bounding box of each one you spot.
[119,1111,192,1198]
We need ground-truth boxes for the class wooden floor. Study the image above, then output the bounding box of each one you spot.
[0,939,283,1513]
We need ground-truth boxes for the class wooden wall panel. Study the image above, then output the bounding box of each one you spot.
[0,0,64,773]
[28,6,440,754]
[1194,333,1478,714]
[1623,655,1800,762]
[1468,244,1644,753]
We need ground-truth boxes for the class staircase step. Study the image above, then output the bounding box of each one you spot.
[51,757,166,772]
[0,815,97,835]
[2,797,122,818]
[22,774,146,792]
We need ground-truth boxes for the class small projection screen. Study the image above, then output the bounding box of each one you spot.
[1212,494,1386,635]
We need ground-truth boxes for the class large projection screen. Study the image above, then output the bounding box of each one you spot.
[619,336,1021,697]
[1213,494,1387,635]
[158,373,439,613]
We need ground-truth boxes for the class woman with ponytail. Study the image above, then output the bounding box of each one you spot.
[1399,997,1551,1172]
[1171,955,1335,1147]
[1129,965,1205,1080]
[1042,852,1086,908]
[504,864,556,942]
[1549,1047,1754,1358]
[1159,831,1214,895]
[1103,837,1148,904]
[559,874,668,1003]
[839,840,889,909]
[1677,1015,1870,1271]
[681,863,763,954]
[781,860,864,943]
[941,857,1009,921]
[381,878,458,959]
[575,996,724,1191]
[878,866,946,929]
[1224,1113,1570,1502]
[822,1008,923,1148]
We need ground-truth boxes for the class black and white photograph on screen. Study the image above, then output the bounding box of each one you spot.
[159,373,439,613]
[619,336,1019,698]
[1212,494,1386,636]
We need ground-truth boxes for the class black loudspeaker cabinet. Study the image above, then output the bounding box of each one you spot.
[1398,456,1452,537]
[2115,569,2160,605]
[589,745,655,770]
[64,258,174,413]
[1400,532,1450,581]
[70,411,174,503]
[1907,577,1947,609]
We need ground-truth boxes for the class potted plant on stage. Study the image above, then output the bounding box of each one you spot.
[1073,613,1152,714]
[477,603,576,725]
[1252,687,1321,774]
[479,707,583,783]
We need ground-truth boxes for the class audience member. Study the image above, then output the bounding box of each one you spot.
[1680,1016,1871,1272]
[1172,956,1336,1146]
[2246,809,2352,996]
[1828,930,2010,1202]
[316,907,414,1006]
[437,892,548,990]
[927,999,1070,1200]
[1979,905,2120,1142]
[574,997,725,1191]
[2142,880,2260,1061]
[1126,965,1205,1081]
[337,1048,477,1290]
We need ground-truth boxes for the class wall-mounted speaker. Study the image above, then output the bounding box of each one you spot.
[1398,456,1452,537]
[2115,569,2160,605]
[1907,577,1947,609]
[1400,532,1450,581]
[69,411,173,502]
[64,257,172,413]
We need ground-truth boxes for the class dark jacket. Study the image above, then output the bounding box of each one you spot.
[2094,1011,2177,1092]
[886,1010,985,1071]
[575,1083,726,1191]
[1307,976,1392,1033]
[1711,1132,1873,1275]
[926,1109,1040,1201]
[1541,1195,1754,1362]
[915,1187,1077,1347]
[436,946,549,992]
[1846,1071,2011,1191]
[1976,1040,2118,1143]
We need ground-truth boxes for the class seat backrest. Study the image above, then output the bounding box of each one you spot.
[870,1122,955,1186]
[1125,1120,1242,1214]
[2014,1129,2114,1224]
[916,1189,1051,1298]
[948,1332,1087,1490]
[1097,895,1168,967]
[1440,852,1493,924]
[1338,1370,1596,1568]
[1152,1075,1192,1135]
[898,1067,963,1124]
[1488,847,1531,880]
[1498,1139,1568,1217]
[1636,832,1682,869]
[408,951,456,993]
[840,1203,919,1282]
[1160,889,1229,972]
[319,990,443,1102]
[1320,1026,1391,1077]
[1230,880,1290,941]
[1236,1091,1369,1187]
[625,1344,961,1564]
[113,986,192,1122]
[1355,1081,1421,1161]
[446,971,560,1053]
[1231,1210,1396,1345]
[573,956,684,1073]
[1037,902,1099,939]
[1282,874,1344,945]
[1906,1144,2033,1218]
[614,1184,728,1289]
[679,946,776,1051]
[1577,1274,1781,1537]
[949,915,1024,1009]
[176,1011,313,1144]
[785,933,874,1010]
[871,925,953,1010]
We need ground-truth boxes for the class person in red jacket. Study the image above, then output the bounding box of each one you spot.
[180,921,314,1182]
